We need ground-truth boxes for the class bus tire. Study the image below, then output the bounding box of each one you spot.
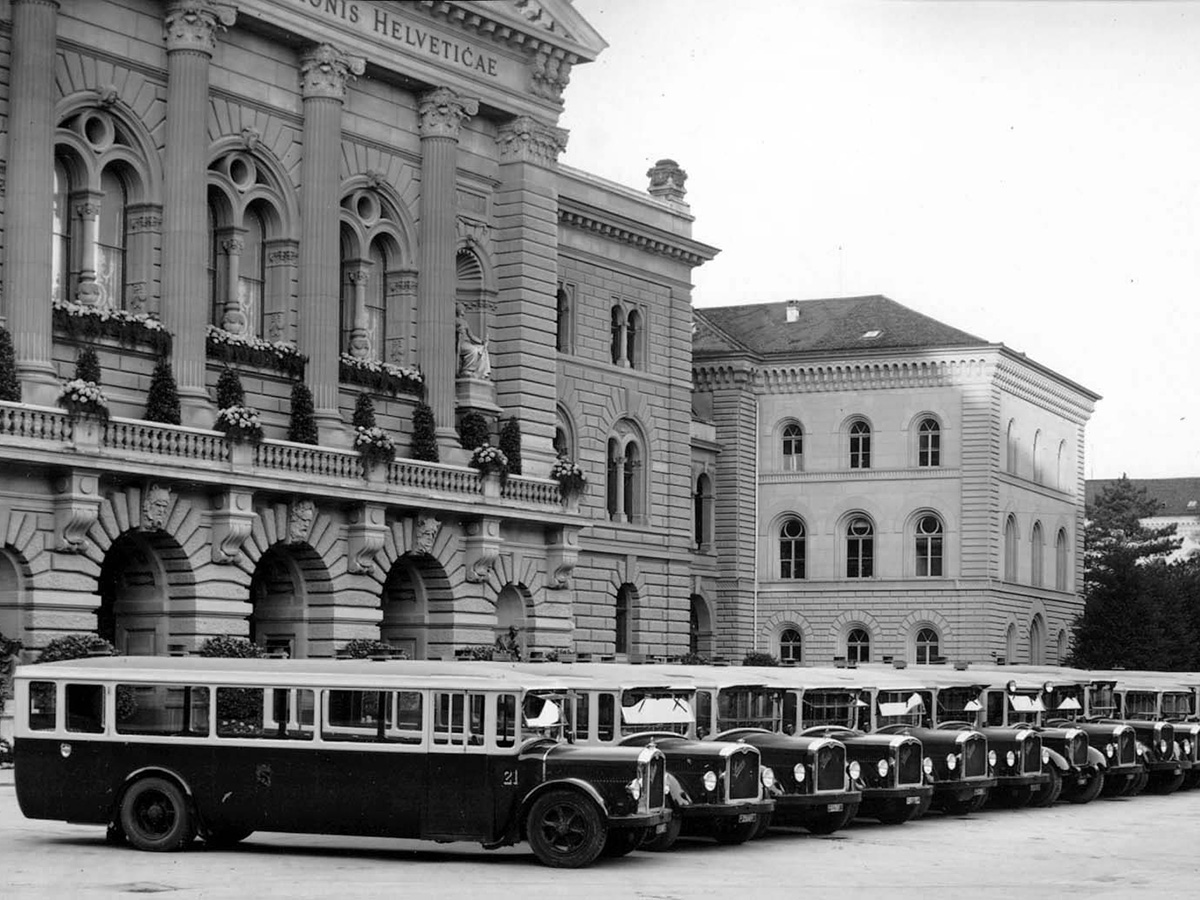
[641,814,681,852]
[1027,766,1062,809]
[1070,767,1105,804]
[119,777,196,852]
[526,790,606,868]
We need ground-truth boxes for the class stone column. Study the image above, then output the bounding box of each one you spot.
[161,1,236,426]
[4,0,61,403]
[72,194,103,306]
[417,87,477,453]
[298,43,363,444]
[493,116,569,475]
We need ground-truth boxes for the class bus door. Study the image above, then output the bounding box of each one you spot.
[425,690,490,839]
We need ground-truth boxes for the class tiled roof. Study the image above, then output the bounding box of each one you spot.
[1085,478,1200,517]
[693,295,989,356]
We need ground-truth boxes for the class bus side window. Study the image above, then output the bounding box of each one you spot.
[393,691,423,744]
[695,691,713,738]
[574,693,590,741]
[496,693,517,748]
[598,693,615,742]
[468,694,485,745]
[782,691,797,735]
[433,692,465,745]
[65,683,105,734]
[986,692,1004,727]
[116,684,210,737]
[29,681,57,731]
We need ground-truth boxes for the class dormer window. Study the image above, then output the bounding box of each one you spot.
[861,329,882,339]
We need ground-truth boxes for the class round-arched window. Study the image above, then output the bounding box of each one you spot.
[780,628,803,664]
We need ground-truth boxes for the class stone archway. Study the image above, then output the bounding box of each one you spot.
[249,545,320,658]
[97,531,192,655]
[380,553,453,660]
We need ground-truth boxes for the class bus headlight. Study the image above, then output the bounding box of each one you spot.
[988,750,998,768]
[1005,750,1016,767]
[626,777,642,800]
[847,761,861,780]
[1183,738,1192,756]
[946,753,958,771]
[1136,742,1146,757]
[876,759,890,778]
[1105,743,1115,758]
[923,757,934,775]
[793,763,806,783]
[703,770,718,792]
[1042,748,1050,765]
[1159,739,1169,756]
[761,767,776,789]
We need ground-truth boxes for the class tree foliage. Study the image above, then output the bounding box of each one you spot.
[216,368,246,409]
[145,358,182,425]
[410,402,439,462]
[352,392,377,429]
[499,417,522,475]
[1068,475,1184,669]
[0,327,21,402]
[288,381,318,444]
[457,411,490,450]
[74,347,102,384]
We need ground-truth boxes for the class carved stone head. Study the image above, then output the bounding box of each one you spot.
[413,514,441,556]
[288,498,316,544]
[142,483,173,531]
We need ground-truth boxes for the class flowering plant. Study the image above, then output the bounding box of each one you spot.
[53,301,173,356]
[550,457,587,494]
[339,354,424,395]
[354,425,396,466]
[207,325,306,378]
[470,443,509,477]
[59,378,109,421]
[214,404,264,443]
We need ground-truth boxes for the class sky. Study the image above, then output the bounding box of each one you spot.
[557,0,1200,481]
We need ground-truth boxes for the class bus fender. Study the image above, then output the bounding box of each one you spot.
[1086,746,1107,770]
[119,765,196,799]
[664,772,692,808]
[1043,747,1070,773]
[518,777,610,825]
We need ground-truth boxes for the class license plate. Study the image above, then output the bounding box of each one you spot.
[1030,783,1042,791]
[972,787,986,796]
[906,795,921,805]
[655,822,667,834]
[738,813,757,824]
[826,803,843,813]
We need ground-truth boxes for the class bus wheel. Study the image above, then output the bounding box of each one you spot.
[526,790,606,868]
[1070,768,1105,804]
[1124,771,1149,797]
[641,815,681,852]
[805,802,858,835]
[1100,772,1131,797]
[601,827,643,858]
[1027,767,1062,809]
[712,816,758,845]
[119,777,196,852]
[204,827,254,848]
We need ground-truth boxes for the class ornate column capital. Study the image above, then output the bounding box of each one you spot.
[221,235,245,256]
[496,116,569,165]
[211,488,256,564]
[300,43,365,101]
[418,87,478,140]
[463,516,502,583]
[347,503,388,575]
[164,1,237,55]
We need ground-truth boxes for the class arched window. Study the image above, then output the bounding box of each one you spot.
[1029,616,1045,665]
[1004,515,1018,581]
[847,627,870,664]
[607,429,646,524]
[918,418,940,467]
[779,517,806,579]
[694,473,714,550]
[1057,440,1068,492]
[364,239,388,360]
[780,628,803,664]
[915,627,939,664]
[782,423,803,471]
[626,309,641,370]
[689,602,700,655]
[1055,529,1069,591]
[240,203,266,337]
[52,159,71,304]
[95,167,128,309]
[849,420,871,469]
[1030,521,1044,587]
[915,514,943,577]
[1032,431,1043,484]
[623,444,639,520]
[1006,420,1017,475]
[615,584,634,655]
[556,284,573,353]
[1056,629,1068,663]
[846,516,874,578]
[610,305,624,365]
[1005,623,1017,663]
[553,428,569,459]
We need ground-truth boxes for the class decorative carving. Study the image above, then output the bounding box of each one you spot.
[127,214,163,233]
[530,51,572,101]
[221,236,245,256]
[455,305,491,380]
[418,87,478,140]
[74,201,102,219]
[456,216,490,248]
[647,159,688,202]
[288,498,316,544]
[545,525,582,589]
[53,472,101,554]
[412,513,441,556]
[463,517,501,583]
[390,270,418,296]
[240,126,261,151]
[299,43,365,101]
[268,247,299,265]
[364,169,386,190]
[126,282,148,314]
[141,483,173,531]
[211,488,255,564]
[496,115,569,165]
[264,311,286,342]
[163,1,237,55]
[346,503,387,575]
[97,85,120,108]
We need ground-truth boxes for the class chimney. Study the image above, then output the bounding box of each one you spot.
[785,299,801,323]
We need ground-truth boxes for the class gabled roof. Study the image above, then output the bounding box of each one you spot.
[1085,478,1200,517]
[693,295,989,357]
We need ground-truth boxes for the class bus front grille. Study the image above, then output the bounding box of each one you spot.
[726,748,760,801]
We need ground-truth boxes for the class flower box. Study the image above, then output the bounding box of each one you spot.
[207,326,306,378]
[53,302,172,357]
[340,354,424,396]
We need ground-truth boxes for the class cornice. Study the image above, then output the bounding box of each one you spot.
[760,467,961,486]
[692,362,757,391]
[994,355,1097,425]
[558,198,719,269]
[434,1,605,64]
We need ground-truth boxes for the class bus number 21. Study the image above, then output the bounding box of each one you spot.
[502,770,518,786]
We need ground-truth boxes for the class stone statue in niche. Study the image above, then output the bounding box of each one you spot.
[455,305,491,380]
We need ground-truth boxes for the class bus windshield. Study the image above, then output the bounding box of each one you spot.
[1162,692,1196,720]
[715,687,782,731]
[802,690,858,729]
[620,691,692,735]
[876,690,931,728]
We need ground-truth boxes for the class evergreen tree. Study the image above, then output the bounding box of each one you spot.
[0,327,20,402]
[457,411,490,450]
[352,392,377,429]
[144,358,182,425]
[216,368,245,408]
[411,402,439,462]
[1068,475,1182,668]
[499,417,522,475]
[288,381,318,444]
[75,346,102,383]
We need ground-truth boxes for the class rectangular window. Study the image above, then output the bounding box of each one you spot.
[597,692,616,742]
[218,687,313,740]
[695,690,713,738]
[574,693,590,741]
[116,684,210,737]
[65,683,106,734]
[496,693,517,748]
[29,681,57,731]
[433,692,485,746]
[325,689,420,744]
[801,690,854,728]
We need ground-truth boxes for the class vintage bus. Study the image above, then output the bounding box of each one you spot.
[12,657,670,868]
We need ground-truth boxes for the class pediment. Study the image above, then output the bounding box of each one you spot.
[470,0,608,60]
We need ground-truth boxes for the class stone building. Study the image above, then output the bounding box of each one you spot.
[0,1,715,665]
[691,296,1099,666]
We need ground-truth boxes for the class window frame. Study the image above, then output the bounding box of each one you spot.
[914,513,944,578]
[779,516,807,580]
[849,420,872,469]
[846,515,875,578]
[917,417,941,468]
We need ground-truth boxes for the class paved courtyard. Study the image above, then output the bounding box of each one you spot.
[3,769,1197,900]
